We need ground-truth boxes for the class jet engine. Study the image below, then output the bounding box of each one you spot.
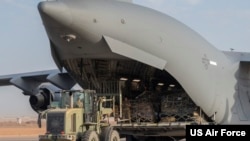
[29,84,61,113]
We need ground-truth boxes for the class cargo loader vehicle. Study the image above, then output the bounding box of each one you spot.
[38,81,213,141]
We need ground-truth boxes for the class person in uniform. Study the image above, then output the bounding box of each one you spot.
[122,97,131,122]
[75,97,83,108]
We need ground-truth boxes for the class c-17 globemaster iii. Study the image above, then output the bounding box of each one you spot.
[1,0,250,141]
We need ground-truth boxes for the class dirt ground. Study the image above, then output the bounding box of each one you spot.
[0,121,46,136]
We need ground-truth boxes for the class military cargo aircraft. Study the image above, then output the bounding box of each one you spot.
[1,0,250,137]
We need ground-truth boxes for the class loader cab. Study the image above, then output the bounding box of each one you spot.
[59,90,95,110]
[48,90,95,111]
[60,91,84,108]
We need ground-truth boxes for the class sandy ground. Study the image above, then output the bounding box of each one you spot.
[0,120,46,136]
[0,127,45,136]
[0,121,126,140]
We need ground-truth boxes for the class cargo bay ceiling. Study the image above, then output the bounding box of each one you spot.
[63,58,183,92]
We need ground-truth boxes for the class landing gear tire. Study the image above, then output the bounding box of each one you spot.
[82,130,99,141]
[100,127,120,141]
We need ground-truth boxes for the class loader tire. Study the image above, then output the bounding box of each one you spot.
[100,127,120,141]
[82,130,99,141]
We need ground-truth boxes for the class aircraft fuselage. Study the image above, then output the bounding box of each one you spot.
[38,0,248,124]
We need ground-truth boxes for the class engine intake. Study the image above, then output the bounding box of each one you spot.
[29,84,61,113]
[29,88,52,113]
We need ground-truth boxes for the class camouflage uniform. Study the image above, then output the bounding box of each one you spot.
[122,98,131,121]
[75,98,83,108]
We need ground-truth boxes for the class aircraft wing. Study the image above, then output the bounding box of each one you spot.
[0,69,76,95]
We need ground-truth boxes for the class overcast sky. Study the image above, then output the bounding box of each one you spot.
[0,0,250,117]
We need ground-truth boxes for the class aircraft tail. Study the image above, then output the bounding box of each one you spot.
[223,51,250,63]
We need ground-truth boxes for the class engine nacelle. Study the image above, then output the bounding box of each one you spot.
[29,84,61,113]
